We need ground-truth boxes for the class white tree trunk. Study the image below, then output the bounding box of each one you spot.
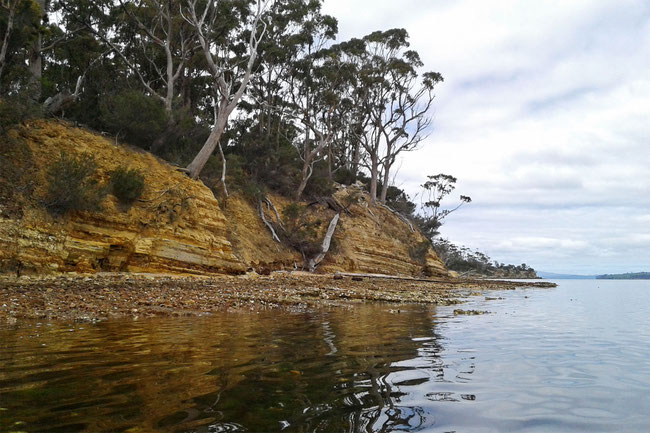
[0,0,18,82]
[186,114,228,179]
[369,155,379,205]
[295,158,312,200]
[308,212,340,271]
[29,0,46,99]
[218,139,228,197]
[379,161,392,204]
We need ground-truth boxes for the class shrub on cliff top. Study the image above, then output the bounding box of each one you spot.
[409,240,431,264]
[282,203,323,259]
[43,152,105,216]
[109,167,145,205]
[0,91,43,134]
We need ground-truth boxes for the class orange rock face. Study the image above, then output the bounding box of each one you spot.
[0,121,448,277]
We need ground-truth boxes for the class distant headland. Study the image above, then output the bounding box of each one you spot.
[596,272,650,280]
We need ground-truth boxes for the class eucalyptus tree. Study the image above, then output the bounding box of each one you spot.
[377,69,442,203]
[27,0,45,98]
[0,0,21,83]
[57,0,190,119]
[0,0,43,91]
[247,0,336,147]
[348,29,443,205]
[41,2,111,115]
[279,7,341,200]
[114,0,192,116]
[323,37,368,181]
[181,0,271,185]
[417,173,471,239]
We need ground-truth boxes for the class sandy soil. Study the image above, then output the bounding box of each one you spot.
[0,272,555,322]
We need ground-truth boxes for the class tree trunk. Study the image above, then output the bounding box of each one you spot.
[327,141,333,180]
[186,115,228,179]
[308,212,340,271]
[351,141,360,181]
[295,129,313,200]
[217,139,228,197]
[295,157,312,201]
[0,0,17,83]
[369,155,379,205]
[379,161,391,204]
[28,0,46,100]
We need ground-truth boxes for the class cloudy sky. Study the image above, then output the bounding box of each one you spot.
[322,0,650,275]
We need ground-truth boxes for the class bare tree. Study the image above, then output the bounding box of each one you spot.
[181,0,270,181]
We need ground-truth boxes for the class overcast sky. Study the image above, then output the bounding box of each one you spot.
[322,0,650,275]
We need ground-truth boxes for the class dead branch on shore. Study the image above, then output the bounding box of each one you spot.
[258,198,281,243]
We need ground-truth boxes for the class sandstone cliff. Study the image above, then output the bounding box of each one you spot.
[0,121,448,277]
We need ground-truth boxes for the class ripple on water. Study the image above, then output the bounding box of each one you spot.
[2,281,650,432]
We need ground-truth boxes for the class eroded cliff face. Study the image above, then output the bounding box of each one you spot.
[0,121,246,275]
[0,121,448,277]
[318,189,448,277]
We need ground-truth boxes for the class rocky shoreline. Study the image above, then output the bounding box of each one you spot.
[0,272,556,322]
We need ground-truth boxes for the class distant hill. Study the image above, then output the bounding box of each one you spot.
[537,271,596,280]
[596,272,650,280]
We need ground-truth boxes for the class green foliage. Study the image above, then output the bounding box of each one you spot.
[99,91,167,150]
[282,203,304,222]
[0,0,444,208]
[43,152,105,216]
[281,203,322,258]
[385,186,416,217]
[417,173,471,239]
[109,167,145,205]
[433,239,537,278]
[225,122,301,197]
[0,0,42,90]
[597,272,650,280]
[333,167,358,186]
[0,92,42,133]
[0,129,35,218]
[303,172,335,199]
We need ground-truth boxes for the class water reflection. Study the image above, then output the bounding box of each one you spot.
[0,304,445,433]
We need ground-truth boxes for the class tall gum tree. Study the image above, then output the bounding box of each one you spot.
[0,0,21,82]
[347,29,443,205]
[281,6,338,200]
[377,69,442,203]
[182,0,270,182]
[60,0,191,120]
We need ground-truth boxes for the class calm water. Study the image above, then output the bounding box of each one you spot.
[1,280,650,432]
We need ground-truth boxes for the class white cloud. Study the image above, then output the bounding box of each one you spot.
[322,0,650,274]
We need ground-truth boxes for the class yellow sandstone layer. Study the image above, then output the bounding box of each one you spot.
[0,120,448,278]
